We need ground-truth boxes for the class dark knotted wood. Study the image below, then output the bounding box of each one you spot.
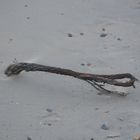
[5,62,138,96]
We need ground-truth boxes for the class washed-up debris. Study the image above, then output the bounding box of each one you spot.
[5,62,138,96]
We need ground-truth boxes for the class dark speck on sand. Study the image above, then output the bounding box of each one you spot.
[68,33,73,37]
[80,32,84,36]
[26,17,30,20]
[27,137,32,140]
[100,33,107,37]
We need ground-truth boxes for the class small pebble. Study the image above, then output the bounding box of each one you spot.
[95,107,99,110]
[104,111,109,114]
[46,108,53,112]
[87,63,91,66]
[43,122,47,125]
[67,33,73,37]
[101,123,109,130]
[102,28,106,31]
[10,101,14,103]
[9,38,13,41]
[81,63,85,66]
[117,38,121,41]
[117,117,124,122]
[26,17,30,20]
[48,123,52,126]
[80,32,84,36]
[60,13,64,15]
[27,137,32,140]
[29,124,32,127]
[100,33,107,37]
[24,4,28,7]
[8,38,13,44]
[91,138,94,140]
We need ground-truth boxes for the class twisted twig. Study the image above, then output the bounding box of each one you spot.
[5,62,138,96]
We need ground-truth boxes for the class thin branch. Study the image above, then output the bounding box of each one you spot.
[85,80,127,96]
[5,62,138,96]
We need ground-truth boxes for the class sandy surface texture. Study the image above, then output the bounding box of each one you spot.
[0,0,140,140]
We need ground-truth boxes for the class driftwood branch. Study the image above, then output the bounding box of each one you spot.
[5,62,138,96]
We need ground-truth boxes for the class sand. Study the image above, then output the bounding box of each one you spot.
[0,0,140,139]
